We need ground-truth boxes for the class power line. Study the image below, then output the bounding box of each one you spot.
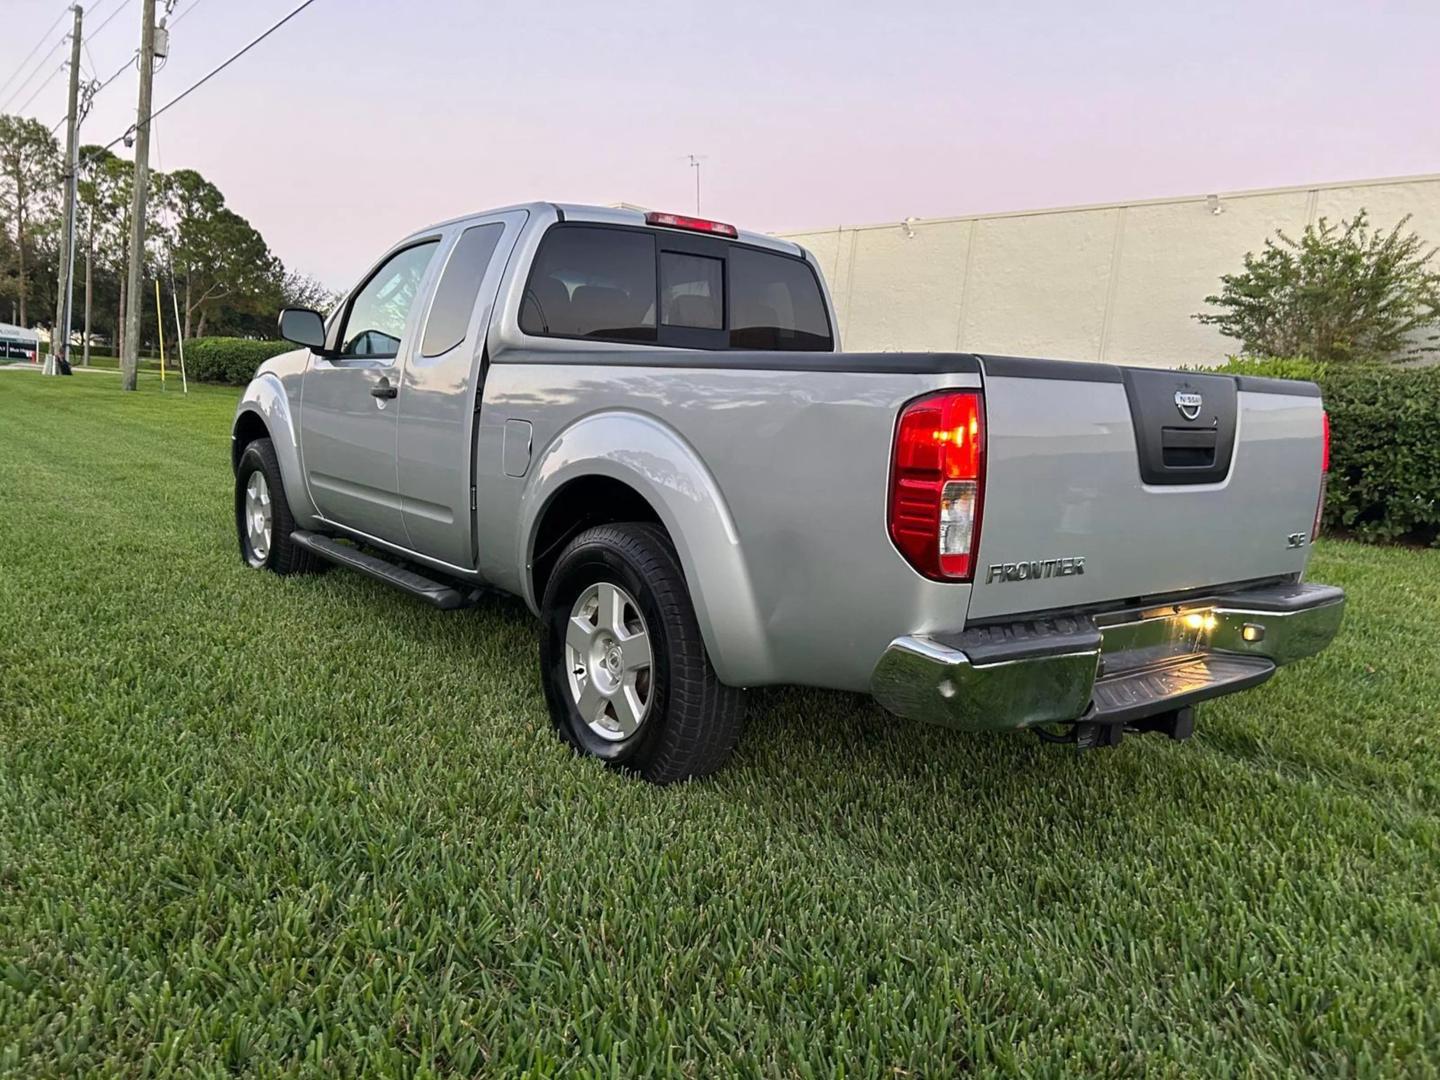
[52,50,133,133]
[87,0,138,48]
[0,6,69,102]
[94,54,137,98]
[0,37,69,114]
[100,0,323,153]
[11,63,67,118]
[48,0,188,137]
[170,0,209,28]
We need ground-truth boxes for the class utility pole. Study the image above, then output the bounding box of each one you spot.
[46,4,82,377]
[121,0,157,393]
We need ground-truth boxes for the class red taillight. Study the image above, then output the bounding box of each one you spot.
[644,211,739,238]
[888,391,986,580]
[1313,409,1330,542]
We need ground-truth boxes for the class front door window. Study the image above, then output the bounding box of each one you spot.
[338,242,438,359]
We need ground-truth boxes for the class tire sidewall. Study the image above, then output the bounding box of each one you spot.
[540,538,672,766]
[235,443,277,570]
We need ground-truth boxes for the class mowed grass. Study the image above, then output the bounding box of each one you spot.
[1,373,1437,1077]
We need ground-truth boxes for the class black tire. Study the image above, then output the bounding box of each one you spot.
[234,437,321,576]
[539,522,744,784]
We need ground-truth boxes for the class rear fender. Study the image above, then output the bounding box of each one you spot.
[519,410,771,687]
[232,372,320,528]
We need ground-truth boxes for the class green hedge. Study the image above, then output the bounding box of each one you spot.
[185,337,295,385]
[1215,357,1440,545]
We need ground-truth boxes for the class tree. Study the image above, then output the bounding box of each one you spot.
[76,146,130,362]
[156,169,280,339]
[1196,210,1440,364]
[0,114,61,327]
[281,269,338,315]
[3,123,309,359]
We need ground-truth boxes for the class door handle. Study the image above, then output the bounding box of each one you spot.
[370,377,397,400]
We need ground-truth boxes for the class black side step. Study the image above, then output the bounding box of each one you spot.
[291,531,472,610]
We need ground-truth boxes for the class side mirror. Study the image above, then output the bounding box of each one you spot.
[278,307,327,351]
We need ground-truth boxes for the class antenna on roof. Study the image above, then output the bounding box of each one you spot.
[684,154,707,214]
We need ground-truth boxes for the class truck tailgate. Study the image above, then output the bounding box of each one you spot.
[966,357,1326,621]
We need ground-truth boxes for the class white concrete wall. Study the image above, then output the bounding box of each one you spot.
[784,175,1440,368]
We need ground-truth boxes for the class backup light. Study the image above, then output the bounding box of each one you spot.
[888,391,986,580]
[644,211,739,238]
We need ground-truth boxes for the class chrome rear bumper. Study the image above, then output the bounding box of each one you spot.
[870,582,1345,731]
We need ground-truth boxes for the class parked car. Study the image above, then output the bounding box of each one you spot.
[232,203,1344,781]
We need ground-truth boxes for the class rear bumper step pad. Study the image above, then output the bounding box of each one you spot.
[1088,653,1273,726]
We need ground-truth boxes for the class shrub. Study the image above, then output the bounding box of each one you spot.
[184,337,295,385]
[1214,356,1440,545]
[1213,355,1328,383]
[1196,210,1440,365]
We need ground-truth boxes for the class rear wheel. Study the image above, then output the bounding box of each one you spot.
[539,522,744,783]
[234,437,321,575]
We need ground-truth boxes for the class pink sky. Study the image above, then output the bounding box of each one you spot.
[7,0,1439,288]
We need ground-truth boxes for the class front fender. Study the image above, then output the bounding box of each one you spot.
[519,410,773,687]
[232,371,319,528]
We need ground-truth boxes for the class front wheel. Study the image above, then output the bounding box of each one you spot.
[234,437,321,575]
[539,522,744,783]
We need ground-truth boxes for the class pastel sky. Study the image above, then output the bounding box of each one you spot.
[7,0,1439,288]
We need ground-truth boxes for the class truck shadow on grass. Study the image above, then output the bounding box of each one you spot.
[313,565,1312,839]
[275,564,1418,903]
[329,567,1172,764]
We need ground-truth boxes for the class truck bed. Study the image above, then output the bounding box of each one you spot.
[475,349,1326,692]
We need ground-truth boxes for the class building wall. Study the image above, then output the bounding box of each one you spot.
[783,174,1440,368]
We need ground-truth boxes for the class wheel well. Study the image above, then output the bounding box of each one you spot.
[530,476,664,602]
[231,411,270,472]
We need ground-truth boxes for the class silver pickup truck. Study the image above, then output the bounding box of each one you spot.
[232,203,1344,782]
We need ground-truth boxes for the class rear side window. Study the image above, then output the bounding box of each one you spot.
[421,223,505,357]
[520,223,834,351]
[729,247,833,351]
[519,227,657,342]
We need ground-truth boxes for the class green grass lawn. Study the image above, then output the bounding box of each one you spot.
[1,375,1437,1076]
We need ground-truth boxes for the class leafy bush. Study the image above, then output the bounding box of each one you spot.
[1214,356,1440,545]
[184,337,295,385]
[1196,210,1440,365]
[1213,355,1328,383]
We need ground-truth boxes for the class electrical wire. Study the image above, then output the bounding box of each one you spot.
[11,63,67,118]
[93,54,137,98]
[98,0,323,153]
[170,0,210,28]
[0,6,69,101]
[44,0,214,137]
[0,41,68,114]
[86,0,139,49]
[7,0,132,118]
